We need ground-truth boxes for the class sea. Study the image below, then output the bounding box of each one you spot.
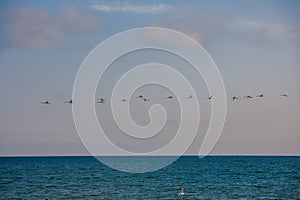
[0,156,299,199]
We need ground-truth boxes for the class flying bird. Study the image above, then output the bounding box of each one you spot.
[231,96,238,101]
[41,101,50,105]
[256,94,264,98]
[65,100,72,104]
[136,95,144,99]
[97,98,105,103]
[245,95,253,99]
[165,95,173,99]
[120,99,126,102]
[206,95,213,100]
[143,98,150,102]
[187,95,193,99]
[280,94,288,98]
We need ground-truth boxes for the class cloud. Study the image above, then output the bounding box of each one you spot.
[149,6,225,46]
[0,4,100,49]
[144,27,199,48]
[89,2,170,14]
[150,4,300,48]
[234,19,300,46]
[62,4,99,33]
[2,2,299,50]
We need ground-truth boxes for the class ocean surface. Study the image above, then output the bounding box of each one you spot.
[0,156,299,199]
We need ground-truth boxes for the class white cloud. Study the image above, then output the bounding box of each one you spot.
[89,2,170,14]
[235,19,300,39]
[0,4,100,49]
[151,5,300,48]
[150,8,224,46]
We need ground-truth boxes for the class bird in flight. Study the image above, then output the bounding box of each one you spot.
[231,96,238,101]
[165,95,173,99]
[245,95,253,99]
[280,94,288,98]
[65,100,72,104]
[206,95,213,100]
[120,99,126,102]
[143,98,150,102]
[256,94,264,98]
[97,98,105,103]
[136,95,144,99]
[187,95,193,99]
[41,101,51,105]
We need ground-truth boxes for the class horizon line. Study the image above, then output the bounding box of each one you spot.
[1,154,299,157]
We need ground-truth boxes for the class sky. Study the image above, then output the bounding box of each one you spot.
[0,0,299,156]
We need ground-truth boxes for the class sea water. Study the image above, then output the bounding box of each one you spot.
[0,156,299,199]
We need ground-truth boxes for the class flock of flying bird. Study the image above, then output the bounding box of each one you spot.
[40,93,299,105]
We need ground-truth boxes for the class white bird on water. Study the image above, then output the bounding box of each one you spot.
[178,184,185,196]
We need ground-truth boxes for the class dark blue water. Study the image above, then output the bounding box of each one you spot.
[0,156,299,199]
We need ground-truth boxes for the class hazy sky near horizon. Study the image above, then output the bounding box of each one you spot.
[0,0,300,156]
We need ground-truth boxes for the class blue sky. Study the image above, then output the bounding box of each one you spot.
[0,0,299,155]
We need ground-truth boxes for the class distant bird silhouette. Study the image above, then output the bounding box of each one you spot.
[97,98,105,103]
[187,95,193,99]
[120,99,126,102]
[245,95,253,99]
[256,94,264,98]
[231,96,238,101]
[136,95,144,99]
[143,98,150,102]
[280,94,288,98]
[65,100,72,104]
[165,95,173,99]
[41,101,50,105]
[206,95,213,100]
